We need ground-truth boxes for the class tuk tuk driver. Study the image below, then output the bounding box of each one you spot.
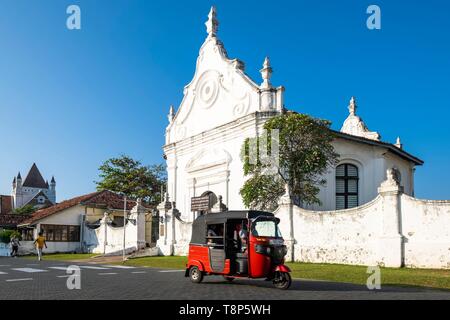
[236,223,248,253]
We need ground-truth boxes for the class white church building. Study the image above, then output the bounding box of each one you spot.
[156,7,450,269]
[163,7,422,217]
[11,163,56,210]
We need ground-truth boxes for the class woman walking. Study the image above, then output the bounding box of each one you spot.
[33,231,47,261]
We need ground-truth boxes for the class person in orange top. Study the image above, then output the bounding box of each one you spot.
[33,231,47,261]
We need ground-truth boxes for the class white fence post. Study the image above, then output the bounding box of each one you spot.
[377,168,404,267]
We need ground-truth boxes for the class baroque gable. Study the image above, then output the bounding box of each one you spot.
[166,7,284,145]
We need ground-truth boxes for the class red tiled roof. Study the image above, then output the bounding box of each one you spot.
[20,190,150,226]
[0,195,13,214]
[0,214,30,228]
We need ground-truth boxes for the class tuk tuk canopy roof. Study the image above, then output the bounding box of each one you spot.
[189,210,275,245]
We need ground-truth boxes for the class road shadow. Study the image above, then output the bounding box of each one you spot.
[199,276,447,294]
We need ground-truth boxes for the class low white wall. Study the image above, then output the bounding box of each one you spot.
[0,241,80,256]
[276,186,450,269]
[276,196,382,266]
[89,223,137,255]
[1,241,36,256]
[401,196,450,269]
[0,243,9,256]
[84,206,146,255]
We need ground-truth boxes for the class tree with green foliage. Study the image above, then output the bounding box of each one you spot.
[240,112,339,211]
[0,230,21,243]
[95,155,167,205]
[13,204,36,215]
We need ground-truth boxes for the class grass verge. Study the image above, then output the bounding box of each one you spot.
[23,253,98,261]
[286,262,450,290]
[123,256,188,269]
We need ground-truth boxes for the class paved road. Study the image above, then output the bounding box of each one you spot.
[0,257,449,300]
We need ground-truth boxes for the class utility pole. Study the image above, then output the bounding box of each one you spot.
[122,195,127,263]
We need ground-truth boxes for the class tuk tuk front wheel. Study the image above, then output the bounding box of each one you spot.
[189,266,203,283]
[273,272,291,290]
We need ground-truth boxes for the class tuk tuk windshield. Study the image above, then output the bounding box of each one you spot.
[251,219,282,238]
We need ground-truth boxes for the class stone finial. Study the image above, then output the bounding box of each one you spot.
[205,6,219,37]
[348,96,357,116]
[164,191,169,203]
[395,137,403,149]
[260,56,273,89]
[379,167,403,193]
[341,96,381,141]
[278,183,293,205]
[102,212,111,224]
[168,105,175,124]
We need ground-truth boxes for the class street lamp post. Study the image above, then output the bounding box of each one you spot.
[123,195,127,263]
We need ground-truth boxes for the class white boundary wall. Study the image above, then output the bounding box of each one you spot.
[401,196,450,268]
[84,203,147,255]
[275,172,450,269]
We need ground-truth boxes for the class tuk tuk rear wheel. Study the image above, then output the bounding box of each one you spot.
[273,272,291,290]
[189,266,203,283]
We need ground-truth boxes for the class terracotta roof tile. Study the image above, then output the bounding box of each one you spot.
[20,190,150,226]
[0,214,30,228]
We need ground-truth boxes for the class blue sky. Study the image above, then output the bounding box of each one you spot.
[0,0,449,201]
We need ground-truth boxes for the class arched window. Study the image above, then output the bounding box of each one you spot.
[336,164,359,209]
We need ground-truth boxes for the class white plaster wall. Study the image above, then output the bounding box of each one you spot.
[1,241,37,256]
[37,205,84,225]
[40,242,79,254]
[166,112,273,222]
[275,191,450,269]
[87,209,146,255]
[401,195,450,269]
[0,243,9,256]
[306,138,414,211]
[276,197,382,266]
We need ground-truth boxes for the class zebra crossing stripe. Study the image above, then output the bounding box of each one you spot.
[12,268,48,273]
[0,271,8,275]
[98,272,118,275]
[79,266,110,270]
[6,278,33,282]
[48,267,71,271]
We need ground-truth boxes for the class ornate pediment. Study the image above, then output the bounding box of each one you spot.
[341,97,380,141]
[165,7,285,145]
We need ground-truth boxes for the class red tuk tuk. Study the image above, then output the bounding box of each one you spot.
[185,210,292,290]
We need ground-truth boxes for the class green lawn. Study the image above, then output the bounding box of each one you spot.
[121,256,450,290]
[23,253,98,261]
[286,262,450,290]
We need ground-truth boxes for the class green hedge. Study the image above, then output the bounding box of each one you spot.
[0,230,21,243]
